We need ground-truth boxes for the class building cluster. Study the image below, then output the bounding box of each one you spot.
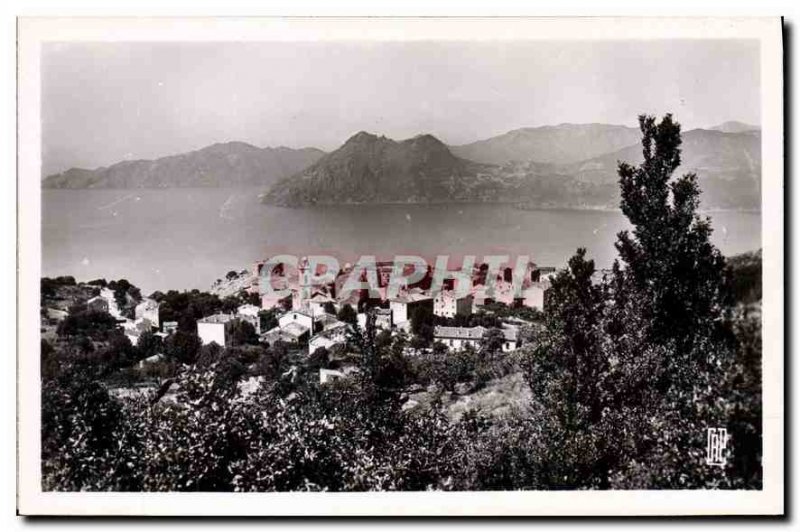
[254,256,555,318]
[89,288,167,347]
[242,257,558,379]
[47,257,559,388]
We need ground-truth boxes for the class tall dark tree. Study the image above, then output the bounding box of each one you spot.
[615,114,729,390]
[524,115,744,489]
[605,114,736,487]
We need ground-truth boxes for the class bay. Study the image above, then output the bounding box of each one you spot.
[42,188,762,295]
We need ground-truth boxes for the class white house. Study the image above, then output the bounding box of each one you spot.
[309,322,348,354]
[389,292,433,326]
[135,298,160,328]
[521,282,550,311]
[278,310,314,334]
[433,291,473,318]
[356,308,393,331]
[122,317,155,346]
[137,353,166,369]
[100,287,124,319]
[489,280,520,307]
[433,324,520,352]
[499,324,521,352]
[535,266,558,283]
[433,325,486,351]
[86,295,109,313]
[307,292,336,318]
[261,323,309,345]
[319,368,346,385]
[319,366,358,385]
[197,313,235,346]
[236,303,262,333]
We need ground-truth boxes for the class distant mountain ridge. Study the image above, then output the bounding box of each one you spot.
[262,125,761,210]
[449,123,642,165]
[46,120,761,211]
[43,142,325,189]
[563,128,761,210]
[709,121,760,134]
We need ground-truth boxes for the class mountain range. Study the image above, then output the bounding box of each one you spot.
[43,142,324,189]
[263,124,761,210]
[449,123,643,165]
[44,122,761,211]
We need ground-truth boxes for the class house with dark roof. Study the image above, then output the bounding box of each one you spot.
[434,324,520,352]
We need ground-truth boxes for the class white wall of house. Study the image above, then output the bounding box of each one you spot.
[522,285,547,310]
[319,368,345,385]
[309,334,342,353]
[135,299,160,328]
[278,311,314,332]
[198,321,228,346]
[87,297,109,313]
[390,301,409,325]
[434,292,473,318]
[436,337,481,351]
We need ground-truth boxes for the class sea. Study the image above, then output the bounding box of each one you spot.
[42,188,762,295]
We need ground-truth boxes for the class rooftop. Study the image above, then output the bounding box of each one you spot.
[391,292,433,304]
[198,313,234,324]
[434,325,487,340]
[237,304,261,316]
[308,293,335,303]
[137,298,160,309]
[435,290,473,301]
[434,325,518,342]
[281,309,313,320]
[282,322,310,338]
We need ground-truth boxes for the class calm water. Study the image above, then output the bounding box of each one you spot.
[42,189,761,294]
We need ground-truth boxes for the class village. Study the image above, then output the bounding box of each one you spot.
[197,257,558,383]
[42,256,569,391]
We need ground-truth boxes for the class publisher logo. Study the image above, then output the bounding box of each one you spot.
[706,428,729,467]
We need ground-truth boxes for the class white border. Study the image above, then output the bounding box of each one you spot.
[17,16,784,516]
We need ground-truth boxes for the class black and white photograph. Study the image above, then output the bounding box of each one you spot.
[15,16,784,516]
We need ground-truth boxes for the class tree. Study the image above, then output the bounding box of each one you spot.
[522,248,609,488]
[337,304,357,326]
[258,309,279,332]
[480,327,506,358]
[410,305,434,345]
[606,115,739,487]
[164,330,202,364]
[323,301,337,315]
[615,114,729,390]
[136,330,163,361]
[196,342,225,368]
[229,319,259,346]
[307,346,330,371]
[41,367,126,490]
[56,309,118,340]
[255,340,289,381]
[521,115,743,489]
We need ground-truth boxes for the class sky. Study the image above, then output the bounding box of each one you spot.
[41,40,760,176]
